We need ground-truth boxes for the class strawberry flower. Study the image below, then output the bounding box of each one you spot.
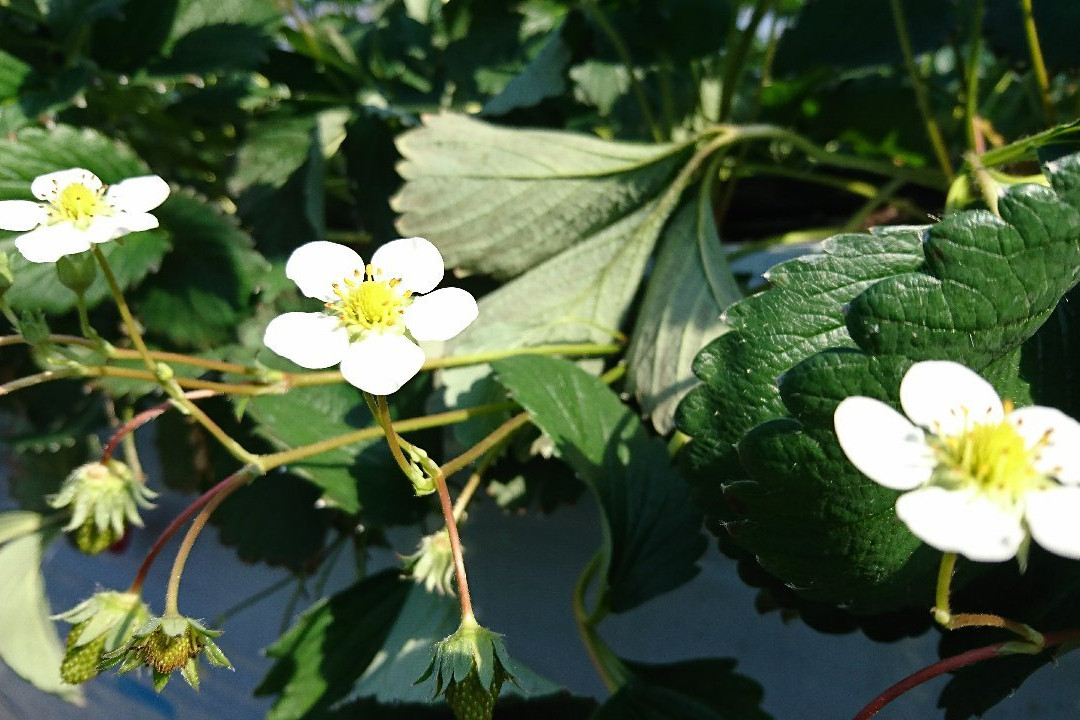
[263,237,477,395]
[0,168,169,263]
[834,360,1080,562]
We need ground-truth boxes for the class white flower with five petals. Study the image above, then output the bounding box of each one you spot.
[0,168,170,263]
[834,360,1080,563]
[263,237,478,395]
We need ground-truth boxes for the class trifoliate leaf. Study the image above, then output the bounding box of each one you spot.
[493,355,705,613]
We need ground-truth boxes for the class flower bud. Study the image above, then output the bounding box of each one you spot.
[401,529,456,596]
[48,460,156,555]
[55,252,97,294]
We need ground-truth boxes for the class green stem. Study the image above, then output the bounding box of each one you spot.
[573,551,630,692]
[890,0,956,181]
[423,342,623,371]
[964,0,985,154]
[1020,0,1055,125]
[369,393,418,480]
[441,412,531,480]
[0,368,80,396]
[433,465,474,622]
[933,551,957,626]
[91,246,155,373]
[582,0,663,142]
[163,467,256,616]
[718,0,770,122]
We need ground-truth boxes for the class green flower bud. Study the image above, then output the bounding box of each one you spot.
[49,460,157,556]
[402,529,457,596]
[417,617,517,720]
[102,615,232,691]
[55,252,97,294]
[53,590,150,685]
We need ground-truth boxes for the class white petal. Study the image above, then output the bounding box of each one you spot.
[263,312,348,369]
[895,486,1023,562]
[403,287,478,342]
[900,360,1003,437]
[1008,406,1080,484]
[370,236,444,294]
[13,224,91,263]
[109,211,160,237]
[834,396,935,490]
[339,332,424,395]
[0,200,46,230]
[1025,487,1080,559]
[105,175,169,213]
[31,168,101,200]
[286,241,364,301]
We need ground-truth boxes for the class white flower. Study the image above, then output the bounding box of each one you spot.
[263,237,478,395]
[0,168,170,263]
[833,360,1080,563]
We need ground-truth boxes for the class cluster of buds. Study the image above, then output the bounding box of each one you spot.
[418,616,516,720]
[48,459,156,554]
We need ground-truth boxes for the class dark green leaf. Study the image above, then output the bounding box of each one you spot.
[493,355,705,613]
[257,571,412,719]
[134,190,268,350]
[594,657,770,720]
[151,0,281,74]
[481,28,570,116]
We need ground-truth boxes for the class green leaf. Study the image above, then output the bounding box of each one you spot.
[481,28,570,116]
[626,192,740,434]
[493,355,705,613]
[677,154,1080,609]
[245,377,374,515]
[257,571,411,720]
[134,190,268,350]
[150,0,282,74]
[594,658,770,720]
[212,473,329,572]
[393,113,695,280]
[0,48,31,100]
[0,510,47,545]
[0,524,81,703]
[0,125,171,314]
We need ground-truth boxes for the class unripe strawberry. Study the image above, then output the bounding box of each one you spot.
[72,516,121,555]
[50,460,156,557]
[444,667,505,720]
[60,621,107,684]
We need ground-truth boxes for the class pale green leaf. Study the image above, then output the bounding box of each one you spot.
[0,527,81,703]
[626,192,740,433]
[393,113,695,279]
[0,510,46,546]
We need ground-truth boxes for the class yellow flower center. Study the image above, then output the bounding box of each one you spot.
[48,182,112,229]
[328,264,412,338]
[930,404,1051,504]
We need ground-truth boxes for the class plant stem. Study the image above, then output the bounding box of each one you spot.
[163,466,258,616]
[0,368,80,396]
[1020,0,1055,125]
[853,628,1080,719]
[441,412,531,480]
[963,0,985,154]
[889,0,955,181]
[582,0,663,142]
[129,465,259,595]
[432,465,474,622]
[101,390,216,462]
[92,246,155,373]
[572,551,629,692]
[718,0,770,122]
[933,551,957,626]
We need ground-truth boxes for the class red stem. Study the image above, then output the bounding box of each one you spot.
[854,629,1080,720]
[127,465,255,594]
[101,390,216,462]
